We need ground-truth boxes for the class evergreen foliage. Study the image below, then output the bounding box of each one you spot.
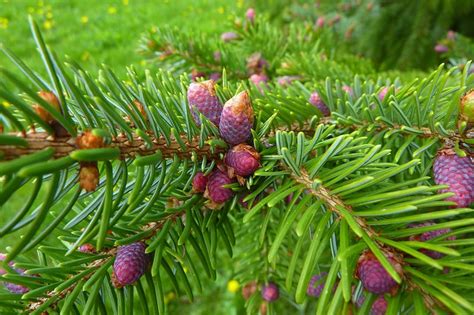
[0,3,474,314]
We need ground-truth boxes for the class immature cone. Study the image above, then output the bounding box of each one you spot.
[356,251,401,294]
[187,80,222,126]
[221,32,239,42]
[261,282,279,302]
[204,169,235,204]
[408,221,455,259]
[307,272,328,297]
[78,243,96,254]
[32,90,61,123]
[447,30,456,41]
[315,16,325,28]
[209,72,221,81]
[342,85,353,96]
[112,242,149,288]
[79,163,99,192]
[371,295,387,315]
[434,44,449,54]
[192,172,208,193]
[250,73,269,92]
[242,280,257,300]
[0,253,30,294]
[225,144,260,180]
[433,149,474,207]
[378,87,389,101]
[246,52,268,75]
[191,69,206,82]
[459,89,474,128]
[309,92,330,116]
[259,302,268,315]
[130,99,147,121]
[246,8,256,23]
[219,91,254,145]
[277,76,301,87]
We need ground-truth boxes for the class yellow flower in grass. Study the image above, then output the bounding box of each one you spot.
[108,6,117,15]
[227,279,240,293]
[43,20,53,30]
[81,16,89,24]
[0,17,8,29]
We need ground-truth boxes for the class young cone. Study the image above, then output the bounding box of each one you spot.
[356,251,401,295]
[187,80,222,126]
[32,90,61,124]
[408,221,455,259]
[192,172,208,193]
[224,144,260,181]
[219,91,254,145]
[309,92,331,116]
[112,242,149,288]
[204,169,235,205]
[261,282,279,302]
[433,149,474,207]
[0,253,30,294]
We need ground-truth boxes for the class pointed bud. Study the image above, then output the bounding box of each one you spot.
[187,80,222,126]
[112,242,150,288]
[79,163,100,192]
[33,91,61,123]
[246,8,256,23]
[219,91,254,145]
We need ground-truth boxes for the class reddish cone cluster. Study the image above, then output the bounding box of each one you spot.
[0,253,30,294]
[112,242,149,288]
[408,221,455,259]
[225,144,260,178]
[356,251,400,294]
[242,280,257,300]
[192,172,208,193]
[433,149,474,207]
[204,169,235,204]
[371,295,388,315]
[78,243,96,254]
[261,282,279,302]
[187,80,223,126]
[309,92,331,116]
[219,91,254,145]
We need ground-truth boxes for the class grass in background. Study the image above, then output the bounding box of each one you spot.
[0,0,241,76]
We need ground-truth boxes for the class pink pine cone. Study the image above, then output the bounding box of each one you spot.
[0,253,30,294]
[371,295,388,315]
[356,251,400,294]
[434,44,449,53]
[246,8,256,23]
[192,172,208,193]
[408,221,455,259]
[219,91,254,145]
[187,80,222,126]
[113,242,149,287]
[309,92,330,116]
[225,144,260,177]
[342,85,353,96]
[205,169,235,204]
[250,74,268,92]
[261,282,279,302]
[378,87,389,101]
[433,150,474,207]
[221,32,239,42]
[307,272,327,297]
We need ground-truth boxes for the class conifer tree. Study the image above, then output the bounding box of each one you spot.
[0,6,474,315]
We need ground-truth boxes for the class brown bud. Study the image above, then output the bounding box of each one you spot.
[259,302,267,315]
[33,91,61,123]
[79,163,99,192]
[76,131,104,149]
[242,281,257,300]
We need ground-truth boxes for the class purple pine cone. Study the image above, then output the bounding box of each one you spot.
[246,8,256,23]
[433,150,474,207]
[371,295,388,315]
[342,85,353,96]
[309,92,331,116]
[113,242,149,288]
[434,44,449,53]
[250,74,268,92]
[225,144,260,177]
[378,87,389,101]
[408,221,455,259]
[0,253,30,294]
[187,80,222,126]
[192,172,208,193]
[307,272,327,297]
[219,91,254,145]
[356,251,400,294]
[277,76,301,87]
[316,16,325,28]
[262,282,279,302]
[209,72,222,81]
[205,169,235,204]
[221,32,239,42]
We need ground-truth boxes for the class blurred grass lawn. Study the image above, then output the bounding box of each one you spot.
[0,0,240,75]
[0,0,240,248]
